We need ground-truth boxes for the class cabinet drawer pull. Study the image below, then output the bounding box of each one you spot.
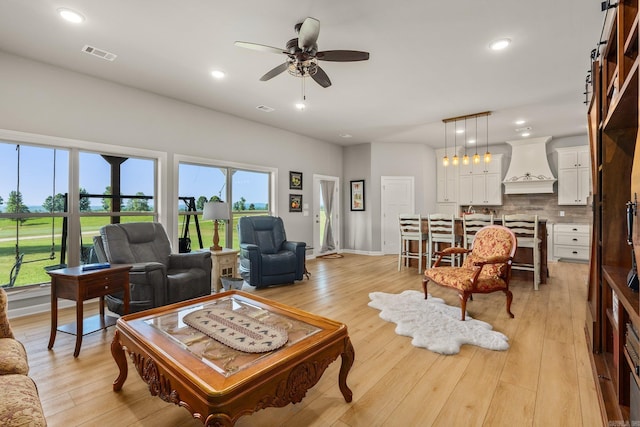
[572,238,578,241]
[572,251,578,254]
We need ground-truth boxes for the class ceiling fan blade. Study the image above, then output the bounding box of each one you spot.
[260,62,289,81]
[234,41,286,55]
[311,66,332,88]
[298,17,320,50]
[316,50,370,62]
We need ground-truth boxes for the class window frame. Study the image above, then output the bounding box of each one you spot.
[0,129,166,282]
[174,154,278,250]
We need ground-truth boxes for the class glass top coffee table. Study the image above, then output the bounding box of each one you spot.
[111,291,354,426]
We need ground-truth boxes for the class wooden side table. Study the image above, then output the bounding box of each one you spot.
[210,248,239,292]
[47,264,131,357]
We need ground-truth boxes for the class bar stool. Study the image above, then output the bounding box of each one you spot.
[427,213,458,267]
[398,214,428,273]
[502,214,540,290]
[463,213,494,250]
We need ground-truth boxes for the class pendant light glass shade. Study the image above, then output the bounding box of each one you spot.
[484,113,491,163]
[443,121,449,167]
[473,116,480,164]
[452,120,459,166]
[462,118,469,165]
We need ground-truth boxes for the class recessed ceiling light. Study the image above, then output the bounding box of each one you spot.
[58,8,85,23]
[455,129,465,134]
[490,38,511,51]
[339,133,353,138]
[468,139,476,144]
[521,132,531,137]
[515,119,526,125]
[515,126,532,132]
[295,102,306,111]
[211,70,225,79]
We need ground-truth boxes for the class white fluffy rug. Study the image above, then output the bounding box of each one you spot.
[368,290,509,355]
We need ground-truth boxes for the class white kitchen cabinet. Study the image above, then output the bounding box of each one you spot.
[457,154,503,206]
[553,223,590,261]
[436,148,458,203]
[556,146,590,205]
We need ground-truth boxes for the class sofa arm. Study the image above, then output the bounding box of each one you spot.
[0,288,15,339]
[168,251,212,270]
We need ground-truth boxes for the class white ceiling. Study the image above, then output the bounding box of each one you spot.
[0,1,604,148]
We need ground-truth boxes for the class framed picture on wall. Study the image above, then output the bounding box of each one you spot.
[289,194,302,212]
[350,180,365,211]
[289,171,303,190]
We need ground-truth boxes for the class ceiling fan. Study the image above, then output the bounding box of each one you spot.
[235,17,369,88]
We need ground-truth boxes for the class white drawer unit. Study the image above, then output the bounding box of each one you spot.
[553,223,590,261]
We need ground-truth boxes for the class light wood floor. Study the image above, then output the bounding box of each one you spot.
[11,255,603,426]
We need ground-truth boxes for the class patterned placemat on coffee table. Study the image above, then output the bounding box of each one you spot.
[183,307,288,353]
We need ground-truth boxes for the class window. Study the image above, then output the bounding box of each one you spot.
[231,169,270,249]
[0,142,69,287]
[78,152,157,262]
[0,141,159,289]
[178,162,272,251]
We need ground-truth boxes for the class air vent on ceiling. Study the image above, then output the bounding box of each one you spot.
[82,45,117,61]
[256,105,275,113]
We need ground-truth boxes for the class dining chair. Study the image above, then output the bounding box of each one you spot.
[463,213,494,250]
[427,213,459,267]
[502,214,541,290]
[423,225,517,320]
[398,214,428,273]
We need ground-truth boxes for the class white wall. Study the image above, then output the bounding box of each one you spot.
[341,142,437,252]
[343,144,372,252]
[0,51,343,246]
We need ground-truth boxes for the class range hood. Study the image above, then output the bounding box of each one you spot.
[503,137,556,194]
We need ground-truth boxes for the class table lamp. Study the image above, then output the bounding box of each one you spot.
[202,202,230,251]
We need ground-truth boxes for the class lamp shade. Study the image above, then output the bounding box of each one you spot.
[202,202,230,221]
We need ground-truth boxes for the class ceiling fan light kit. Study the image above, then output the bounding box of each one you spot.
[235,17,369,90]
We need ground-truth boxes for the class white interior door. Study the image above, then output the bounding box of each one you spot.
[381,176,415,254]
[313,175,340,256]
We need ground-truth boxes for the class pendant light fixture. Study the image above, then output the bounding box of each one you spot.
[484,113,491,163]
[442,121,449,167]
[473,116,481,164]
[442,111,491,167]
[462,117,469,165]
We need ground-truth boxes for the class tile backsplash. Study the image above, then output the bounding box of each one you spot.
[460,193,592,225]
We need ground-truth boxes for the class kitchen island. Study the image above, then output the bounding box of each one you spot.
[409,217,548,284]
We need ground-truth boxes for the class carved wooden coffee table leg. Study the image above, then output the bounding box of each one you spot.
[111,329,128,391]
[339,337,355,402]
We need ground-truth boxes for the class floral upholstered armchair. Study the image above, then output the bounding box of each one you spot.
[423,225,517,321]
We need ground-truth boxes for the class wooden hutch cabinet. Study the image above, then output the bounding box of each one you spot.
[587,0,640,423]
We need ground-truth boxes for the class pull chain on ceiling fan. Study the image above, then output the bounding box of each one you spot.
[234,17,370,88]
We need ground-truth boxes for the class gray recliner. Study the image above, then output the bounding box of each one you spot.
[94,222,212,315]
[238,216,306,288]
